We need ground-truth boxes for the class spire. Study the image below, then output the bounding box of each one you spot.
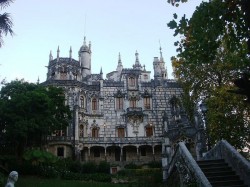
[160,46,164,62]
[100,67,103,80]
[116,52,123,71]
[57,46,60,61]
[49,50,53,62]
[135,50,139,65]
[83,36,86,46]
[37,77,40,84]
[133,50,142,69]
[159,40,164,62]
[69,46,72,59]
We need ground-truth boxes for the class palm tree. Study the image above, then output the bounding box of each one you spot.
[0,0,14,47]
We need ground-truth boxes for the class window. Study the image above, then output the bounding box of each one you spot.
[79,125,84,137]
[117,128,125,138]
[92,98,98,111]
[55,130,65,136]
[128,77,136,87]
[80,96,84,108]
[116,97,123,110]
[57,147,64,157]
[129,99,137,108]
[146,126,153,137]
[60,72,67,79]
[144,74,148,80]
[144,97,151,109]
[92,127,99,138]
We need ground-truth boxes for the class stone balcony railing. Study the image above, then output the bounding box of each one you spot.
[46,136,163,145]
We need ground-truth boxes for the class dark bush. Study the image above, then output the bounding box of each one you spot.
[38,165,58,178]
[97,161,110,173]
[81,162,97,173]
[147,161,162,168]
[124,162,140,169]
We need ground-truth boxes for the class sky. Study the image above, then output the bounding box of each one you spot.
[0,0,204,83]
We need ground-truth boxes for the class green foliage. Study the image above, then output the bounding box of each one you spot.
[81,161,97,173]
[124,163,141,169]
[23,149,58,165]
[98,161,110,174]
[0,0,14,47]
[168,0,250,150]
[61,171,111,182]
[0,172,4,187]
[0,80,71,158]
[17,176,127,187]
[146,161,162,168]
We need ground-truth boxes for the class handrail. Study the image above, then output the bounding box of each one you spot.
[167,142,212,187]
[203,140,250,186]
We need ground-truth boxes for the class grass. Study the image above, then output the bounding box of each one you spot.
[15,176,129,187]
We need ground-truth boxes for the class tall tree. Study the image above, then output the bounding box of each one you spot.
[0,80,71,159]
[0,0,14,47]
[168,0,250,149]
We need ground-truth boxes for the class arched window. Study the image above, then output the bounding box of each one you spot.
[128,77,136,87]
[80,96,85,108]
[79,124,84,137]
[92,98,98,111]
[143,97,151,109]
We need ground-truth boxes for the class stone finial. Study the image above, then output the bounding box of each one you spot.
[69,46,72,59]
[5,171,18,187]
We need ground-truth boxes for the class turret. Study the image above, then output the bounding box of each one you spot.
[79,37,91,78]
[133,50,142,70]
[153,46,168,80]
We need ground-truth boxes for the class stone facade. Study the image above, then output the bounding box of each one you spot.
[42,37,184,165]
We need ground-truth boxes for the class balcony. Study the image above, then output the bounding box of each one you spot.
[46,136,163,145]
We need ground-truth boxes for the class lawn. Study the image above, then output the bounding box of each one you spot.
[15,176,129,187]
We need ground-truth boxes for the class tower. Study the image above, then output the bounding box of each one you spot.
[79,37,92,78]
[153,46,168,80]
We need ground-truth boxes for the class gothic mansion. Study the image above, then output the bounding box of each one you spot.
[42,37,182,165]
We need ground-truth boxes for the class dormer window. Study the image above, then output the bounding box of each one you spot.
[80,96,85,108]
[128,77,136,87]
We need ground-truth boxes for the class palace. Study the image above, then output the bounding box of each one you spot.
[42,37,185,167]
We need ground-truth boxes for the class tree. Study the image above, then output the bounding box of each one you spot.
[168,0,250,149]
[0,80,71,159]
[0,0,14,47]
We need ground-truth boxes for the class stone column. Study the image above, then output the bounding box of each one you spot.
[104,147,107,161]
[137,146,140,161]
[152,146,155,161]
[120,147,123,162]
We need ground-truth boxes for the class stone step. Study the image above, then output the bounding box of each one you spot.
[207,175,240,182]
[210,179,244,187]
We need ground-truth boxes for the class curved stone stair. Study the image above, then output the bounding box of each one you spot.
[197,159,248,187]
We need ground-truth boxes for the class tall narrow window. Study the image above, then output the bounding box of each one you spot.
[79,125,84,137]
[144,97,151,109]
[146,126,153,137]
[117,128,125,138]
[92,128,99,138]
[80,96,84,108]
[116,97,124,110]
[92,98,98,111]
[129,99,137,108]
[128,77,136,87]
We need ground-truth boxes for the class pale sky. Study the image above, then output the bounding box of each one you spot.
[0,0,204,83]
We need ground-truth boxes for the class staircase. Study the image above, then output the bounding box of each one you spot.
[197,159,248,187]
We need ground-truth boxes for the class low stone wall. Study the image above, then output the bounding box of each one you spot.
[203,140,250,186]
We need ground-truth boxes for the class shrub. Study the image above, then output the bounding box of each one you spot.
[39,165,59,179]
[124,163,140,169]
[97,161,110,173]
[147,161,162,168]
[0,172,5,187]
[81,162,97,174]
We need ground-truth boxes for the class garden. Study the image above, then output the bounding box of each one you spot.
[0,149,163,187]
